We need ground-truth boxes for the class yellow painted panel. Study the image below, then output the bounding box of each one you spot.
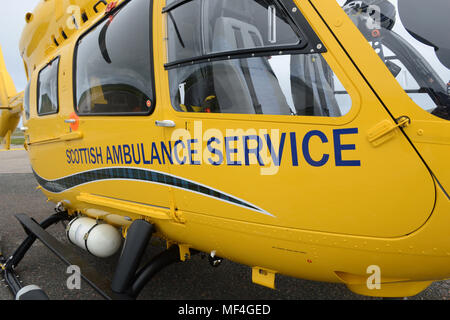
[156,0,435,238]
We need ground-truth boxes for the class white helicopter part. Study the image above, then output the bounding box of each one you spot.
[67,217,122,258]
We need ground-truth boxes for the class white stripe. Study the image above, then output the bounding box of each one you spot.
[33,167,276,218]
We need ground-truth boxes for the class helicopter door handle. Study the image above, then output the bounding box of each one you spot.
[64,119,77,124]
[155,120,176,128]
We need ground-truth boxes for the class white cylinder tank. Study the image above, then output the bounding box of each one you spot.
[67,217,122,258]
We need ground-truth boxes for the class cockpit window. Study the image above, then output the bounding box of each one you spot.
[337,0,450,121]
[166,0,353,117]
[74,0,154,115]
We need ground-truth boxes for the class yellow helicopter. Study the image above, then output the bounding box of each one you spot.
[0,0,449,300]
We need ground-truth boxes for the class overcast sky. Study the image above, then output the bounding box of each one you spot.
[0,1,40,92]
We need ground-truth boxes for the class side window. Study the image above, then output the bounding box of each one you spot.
[167,0,300,63]
[74,0,154,115]
[24,81,31,120]
[339,0,450,120]
[166,0,352,117]
[382,45,438,112]
[37,57,59,116]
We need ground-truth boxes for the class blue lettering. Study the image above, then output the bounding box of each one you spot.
[173,140,187,165]
[131,144,141,165]
[74,149,80,164]
[89,148,97,165]
[161,142,173,165]
[106,147,113,164]
[333,128,361,167]
[188,139,200,165]
[141,143,151,165]
[77,148,84,164]
[290,132,299,167]
[112,146,123,165]
[225,136,241,166]
[151,142,162,165]
[77,148,83,164]
[123,144,132,165]
[82,148,89,164]
[244,135,264,166]
[96,147,103,164]
[302,130,330,167]
[264,133,286,166]
[207,137,223,166]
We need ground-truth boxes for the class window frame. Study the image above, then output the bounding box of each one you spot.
[37,56,60,117]
[72,0,156,117]
[163,0,327,70]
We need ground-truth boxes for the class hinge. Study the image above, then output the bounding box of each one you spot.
[367,116,411,147]
[172,209,186,224]
[178,244,191,262]
[167,242,191,261]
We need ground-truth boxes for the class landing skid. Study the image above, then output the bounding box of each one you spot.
[0,213,182,300]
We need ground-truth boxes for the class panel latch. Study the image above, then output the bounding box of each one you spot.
[367,116,411,147]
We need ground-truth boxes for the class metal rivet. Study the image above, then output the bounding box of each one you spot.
[317,44,323,50]
[292,7,297,13]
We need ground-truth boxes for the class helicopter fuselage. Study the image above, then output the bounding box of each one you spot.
[3,0,449,298]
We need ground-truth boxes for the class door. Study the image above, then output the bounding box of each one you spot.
[33,0,173,211]
[26,55,66,177]
[157,0,435,238]
[329,0,450,199]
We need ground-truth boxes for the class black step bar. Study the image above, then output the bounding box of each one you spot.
[1,213,186,300]
[5,214,121,300]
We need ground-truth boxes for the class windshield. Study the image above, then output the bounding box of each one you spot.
[338,0,450,120]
